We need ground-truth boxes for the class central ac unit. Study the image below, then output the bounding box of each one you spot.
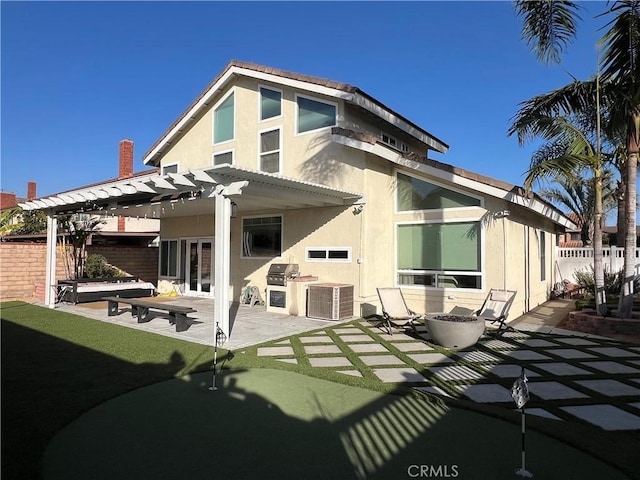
[307,283,354,321]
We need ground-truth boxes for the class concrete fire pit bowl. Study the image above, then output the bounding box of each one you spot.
[424,314,485,349]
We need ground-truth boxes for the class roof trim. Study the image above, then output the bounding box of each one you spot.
[331,130,576,230]
[142,60,448,166]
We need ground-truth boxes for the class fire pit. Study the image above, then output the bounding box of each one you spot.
[424,314,485,349]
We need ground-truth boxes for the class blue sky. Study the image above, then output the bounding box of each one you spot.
[2,1,607,202]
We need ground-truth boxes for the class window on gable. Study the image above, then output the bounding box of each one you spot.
[163,164,178,175]
[260,87,282,120]
[297,95,337,134]
[260,128,281,173]
[381,133,398,148]
[397,222,482,289]
[213,151,233,166]
[242,216,282,258]
[160,239,178,277]
[396,172,481,211]
[214,92,234,144]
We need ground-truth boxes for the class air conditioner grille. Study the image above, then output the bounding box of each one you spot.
[307,283,354,320]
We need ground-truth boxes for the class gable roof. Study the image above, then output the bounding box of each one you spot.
[142,60,449,167]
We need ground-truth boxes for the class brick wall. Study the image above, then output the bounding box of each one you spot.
[0,243,158,302]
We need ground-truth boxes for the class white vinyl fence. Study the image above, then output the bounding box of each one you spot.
[556,246,640,282]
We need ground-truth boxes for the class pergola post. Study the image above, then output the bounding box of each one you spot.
[44,212,58,308]
[213,195,232,339]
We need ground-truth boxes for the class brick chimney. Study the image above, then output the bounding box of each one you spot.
[27,181,37,200]
[118,139,134,231]
[0,192,17,210]
[118,139,134,179]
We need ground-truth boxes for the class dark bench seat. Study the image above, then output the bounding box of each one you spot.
[103,296,197,332]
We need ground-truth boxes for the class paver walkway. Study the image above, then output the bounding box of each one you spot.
[256,318,640,432]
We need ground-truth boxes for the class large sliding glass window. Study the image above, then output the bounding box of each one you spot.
[397,172,481,211]
[242,215,282,258]
[397,222,482,289]
[260,87,282,120]
[214,92,234,144]
[297,95,337,134]
[160,239,178,277]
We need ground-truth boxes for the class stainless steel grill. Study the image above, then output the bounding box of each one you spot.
[266,263,299,286]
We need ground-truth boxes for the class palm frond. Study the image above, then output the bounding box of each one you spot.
[514,0,583,65]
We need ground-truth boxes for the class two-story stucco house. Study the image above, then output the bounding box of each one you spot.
[21,61,574,338]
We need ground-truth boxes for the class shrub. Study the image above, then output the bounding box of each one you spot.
[573,266,640,297]
[85,254,119,278]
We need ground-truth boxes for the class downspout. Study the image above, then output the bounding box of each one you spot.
[524,225,530,312]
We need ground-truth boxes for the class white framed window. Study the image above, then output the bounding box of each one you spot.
[401,142,410,152]
[162,163,178,175]
[242,215,282,258]
[305,247,351,263]
[213,150,233,166]
[396,220,483,290]
[296,94,337,134]
[396,171,482,212]
[160,239,178,277]
[213,90,234,144]
[381,133,398,148]
[259,85,282,121]
[259,127,281,173]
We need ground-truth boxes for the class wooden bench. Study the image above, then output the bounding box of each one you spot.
[103,296,197,332]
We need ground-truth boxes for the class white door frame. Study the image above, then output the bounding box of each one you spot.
[185,237,214,297]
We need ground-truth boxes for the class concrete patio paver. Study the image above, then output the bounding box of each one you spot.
[528,381,589,400]
[581,361,640,374]
[372,367,428,383]
[575,379,640,397]
[561,405,640,430]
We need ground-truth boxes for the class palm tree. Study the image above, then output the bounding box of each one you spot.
[509,107,610,314]
[537,169,616,246]
[514,0,640,317]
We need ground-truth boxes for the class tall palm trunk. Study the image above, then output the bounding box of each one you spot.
[594,169,608,315]
[618,117,639,318]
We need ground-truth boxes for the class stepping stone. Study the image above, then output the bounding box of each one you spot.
[576,379,640,397]
[528,381,588,400]
[308,357,353,367]
[274,340,291,345]
[455,384,513,403]
[523,408,562,421]
[630,360,640,367]
[430,365,484,381]
[372,367,428,383]
[479,339,517,349]
[392,341,434,352]
[415,385,452,398]
[299,335,333,344]
[276,358,298,365]
[630,402,640,410]
[500,331,528,339]
[455,351,501,363]
[515,338,558,347]
[303,345,342,355]
[337,370,363,377]
[481,365,540,378]
[333,327,362,334]
[561,405,640,430]
[588,347,635,358]
[360,355,406,366]
[339,334,374,343]
[348,343,388,353]
[546,349,596,359]
[379,332,420,342]
[407,353,455,364]
[503,350,552,361]
[581,361,639,374]
[532,363,593,376]
[554,337,599,346]
[257,346,295,356]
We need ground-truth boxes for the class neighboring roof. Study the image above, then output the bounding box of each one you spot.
[331,127,577,230]
[142,60,449,166]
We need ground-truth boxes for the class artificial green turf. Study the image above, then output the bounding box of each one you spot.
[43,369,630,480]
[1,301,220,480]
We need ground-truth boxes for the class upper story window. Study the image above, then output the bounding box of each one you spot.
[260,86,282,121]
[213,91,234,144]
[213,150,233,166]
[162,164,178,175]
[381,133,398,148]
[396,172,481,212]
[296,95,337,134]
[259,128,281,173]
